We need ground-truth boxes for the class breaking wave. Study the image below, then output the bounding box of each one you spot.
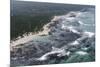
[11,8,95,66]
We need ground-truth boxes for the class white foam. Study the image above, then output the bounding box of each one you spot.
[78,20,93,26]
[70,40,79,46]
[78,21,84,25]
[67,26,80,34]
[36,47,67,61]
[61,24,67,29]
[66,51,71,56]
[57,51,70,57]
[36,54,48,61]
[81,47,88,50]
[84,31,94,37]
[76,51,88,55]
[66,17,75,21]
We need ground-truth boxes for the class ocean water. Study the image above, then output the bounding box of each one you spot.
[10,7,95,66]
